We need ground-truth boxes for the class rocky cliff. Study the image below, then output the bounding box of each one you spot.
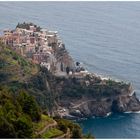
[48,73,140,119]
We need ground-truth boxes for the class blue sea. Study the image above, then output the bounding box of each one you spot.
[0,2,140,138]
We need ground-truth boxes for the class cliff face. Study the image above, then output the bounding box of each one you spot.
[69,93,140,118]
[112,93,140,112]
[50,43,75,75]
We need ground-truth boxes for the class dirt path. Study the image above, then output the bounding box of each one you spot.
[55,128,71,139]
[36,120,57,136]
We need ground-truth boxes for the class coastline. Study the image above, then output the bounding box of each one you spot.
[1,2,140,138]
[1,23,140,120]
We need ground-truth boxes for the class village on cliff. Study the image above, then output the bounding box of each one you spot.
[0,23,89,77]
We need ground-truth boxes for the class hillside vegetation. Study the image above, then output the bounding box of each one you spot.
[0,42,38,83]
[0,86,40,138]
[0,42,94,138]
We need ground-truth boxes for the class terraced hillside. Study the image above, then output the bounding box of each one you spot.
[0,42,94,138]
[0,42,38,84]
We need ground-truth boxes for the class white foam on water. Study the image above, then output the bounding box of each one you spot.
[124,111,140,114]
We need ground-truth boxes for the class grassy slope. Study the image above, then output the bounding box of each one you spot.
[42,128,63,138]
[0,42,38,84]
[33,114,54,133]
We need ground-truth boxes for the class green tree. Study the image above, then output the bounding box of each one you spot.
[84,132,95,139]
[71,124,82,138]
[18,91,41,121]
[3,100,17,123]
[0,108,17,138]
[15,115,33,138]
[58,120,67,133]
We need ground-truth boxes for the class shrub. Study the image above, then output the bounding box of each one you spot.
[0,116,17,138]
[14,115,33,138]
[17,91,41,121]
[57,121,67,133]
[71,127,82,138]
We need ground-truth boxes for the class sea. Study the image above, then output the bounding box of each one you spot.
[0,2,140,138]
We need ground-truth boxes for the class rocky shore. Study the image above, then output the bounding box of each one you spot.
[54,73,140,119]
[69,92,140,118]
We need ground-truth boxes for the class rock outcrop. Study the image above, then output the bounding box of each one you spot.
[52,73,140,119]
[67,93,140,118]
